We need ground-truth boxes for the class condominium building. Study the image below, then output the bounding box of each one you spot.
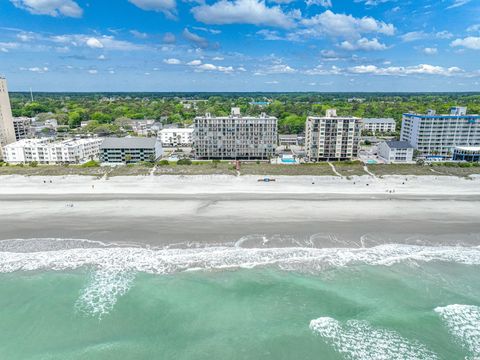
[0,77,16,159]
[193,108,277,159]
[378,140,414,163]
[305,109,362,161]
[362,118,396,134]
[400,107,480,157]
[453,146,480,162]
[160,128,194,147]
[2,137,104,164]
[13,117,32,140]
[100,137,163,164]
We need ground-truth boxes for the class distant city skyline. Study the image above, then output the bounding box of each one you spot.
[1,0,480,92]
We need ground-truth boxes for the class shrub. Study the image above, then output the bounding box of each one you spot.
[177,158,192,165]
[81,160,100,168]
[140,161,155,168]
[157,159,170,166]
[29,161,38,167]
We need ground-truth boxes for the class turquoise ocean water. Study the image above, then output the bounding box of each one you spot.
[0,239,479,360]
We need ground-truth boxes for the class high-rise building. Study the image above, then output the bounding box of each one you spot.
[0,77,16,159]
[305,109,362,161]
[401,107,480,157]
[193,108,277,159]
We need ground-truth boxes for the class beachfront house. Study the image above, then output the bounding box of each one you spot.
[378,140,414,163]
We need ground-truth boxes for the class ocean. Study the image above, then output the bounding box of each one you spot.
[0,238,479,360]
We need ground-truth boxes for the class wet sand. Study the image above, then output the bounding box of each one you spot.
[1,196,479,248]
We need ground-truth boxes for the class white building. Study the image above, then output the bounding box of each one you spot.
[3,137,103,164]
[0,77,16,159]
[160,128,194,147]
[362,118,396,134]
[305,109,362,161]
[378,140,414,163]
[194,108,277,159]
[401,107,480,157]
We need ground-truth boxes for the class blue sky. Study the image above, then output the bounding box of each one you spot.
[1,0,480,91]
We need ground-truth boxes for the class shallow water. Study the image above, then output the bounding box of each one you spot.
[0,239,479,360]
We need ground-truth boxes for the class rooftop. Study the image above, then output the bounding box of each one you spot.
[363,118,396,124]
[454,146,480,152]
[385,140,414,149]
[100,137,158,149]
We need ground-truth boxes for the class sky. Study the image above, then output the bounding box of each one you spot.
[1,0,480,92]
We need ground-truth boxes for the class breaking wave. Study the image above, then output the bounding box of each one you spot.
[1,239,479,275]
[310,317,438,360]
[1,238,480,317]
[435,304,480,358]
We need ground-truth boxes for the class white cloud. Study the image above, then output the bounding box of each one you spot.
[304,65,341,75]
[10,0,83,17]
[212,56,224,60]
[305,0,332,7]
[257,29,284,40]
[183,28,209,48]
[0,42,20,52]
[400,31,428,42]
[51,34,142,51]
[128,0,177,19]
[256,64,296,75]
[300,10,395,39]
[467,24,480,33]
[187,59,202,65]
[98,54,106,60]
[130,30,149,39]
[20,66,49,73]
[163,58,182,64]
[86,37,104,49]
[423,47,438,55]
[163,32,176,44]
[339,37,388,51]
[191,0,295,29]
[88,69,98,74]
[451,36,480,50]
[349,64,463,76]
[446,0,471,9]
[436,31,453,39]
[265,80,279,84]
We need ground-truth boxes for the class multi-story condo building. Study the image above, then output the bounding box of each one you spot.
[13,117,33,140]
[305,109,362,161]
[401,107,480,157]
[362,118,396,134]
[193,108,277,160]
[100,137,163,164]
[0,77,16,159]
[3,137,104,164]
[160,128,194,147]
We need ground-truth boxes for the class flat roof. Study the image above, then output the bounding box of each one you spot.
[385,140,414,149]
[100,137,158,149]
[363,118,395,123]
[454,146,480,152]
[403,113,480,118]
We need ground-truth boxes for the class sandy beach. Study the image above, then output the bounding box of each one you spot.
[1,174,479,248]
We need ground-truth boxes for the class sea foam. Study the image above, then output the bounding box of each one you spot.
[310,317,438,360]
[435,304,480,358]
[1,239,480,317]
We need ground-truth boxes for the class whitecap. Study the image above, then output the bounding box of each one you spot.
[435,304,480,358]
[310,317,438,360]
